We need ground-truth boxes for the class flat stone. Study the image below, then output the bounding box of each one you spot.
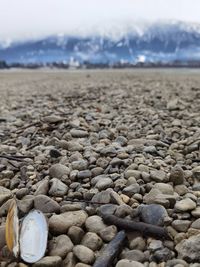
[70,129,89,138]
[49,210,88,234]
[33,256,62,267]
[49,178,68,197]
[34,195,60,213]
[43,115,63,123]
[73,245,95,264]
[49,235,74,258]
[175,198,196,212]
[49,164,70,179]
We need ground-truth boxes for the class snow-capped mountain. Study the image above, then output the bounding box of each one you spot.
[1,20,200,65]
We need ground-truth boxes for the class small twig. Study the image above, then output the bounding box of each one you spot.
[0,154,34,162]
[100,213,171,240]
[64,197,111,206]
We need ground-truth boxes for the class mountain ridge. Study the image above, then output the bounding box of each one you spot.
[1,20,200,65]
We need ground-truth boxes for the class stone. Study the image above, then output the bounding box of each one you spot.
[0,186,12,206]
[172,220,191,232]
[138,204,169,226]
[0,226,5,249]
[67,141,83,152]
[85,215,107,234]
[49,235,74,258]
[152,247,173,262]
[175,198,196,212]
[169,165,184,185]
[165,259,188,267]
[49,211,88,234]
[34,179,49,195]
[43,115,63,123]
[91,191,111,204]
[121,249,145,262]
[191,218,200,229]
[99,225,117,242]
[192,166,200,180]
[33,256,62,267]
[175,234,200,262]
[49,164,70,179]
[98,204,117,216]
[17,197,34,215]
[95,178,113,190]
[62,252,77,267]
[116,260,144,267]
[49,178,68,197]
[150,170,167,182]
[73,245,95,264]
[128,236,146,251]
[81,232,103,251]
[148,240,163,251]
[16,188,29,199]
[68,226,85,244]
[49,149,62,158]
[72,160,88,171]
[70,129,89,138]
[153,183,174,195]
[34,195,60,213]
[122,184,140,197]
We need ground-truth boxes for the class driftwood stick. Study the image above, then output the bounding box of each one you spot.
[93,230,126,267]
[101,214,170,240]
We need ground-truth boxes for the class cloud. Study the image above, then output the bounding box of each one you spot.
[0,0,200,42]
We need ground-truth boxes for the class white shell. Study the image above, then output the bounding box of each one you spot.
[19,210,48,263]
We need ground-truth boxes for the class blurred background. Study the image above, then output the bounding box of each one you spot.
[0,0,200,68]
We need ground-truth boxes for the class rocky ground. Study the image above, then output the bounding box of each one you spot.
[0,69,200,267]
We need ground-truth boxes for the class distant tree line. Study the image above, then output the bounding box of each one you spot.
[1,59,200,69]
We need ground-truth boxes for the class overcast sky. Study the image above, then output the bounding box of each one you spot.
[0,0,200,42]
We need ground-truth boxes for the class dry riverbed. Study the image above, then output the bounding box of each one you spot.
[0,69,200,266]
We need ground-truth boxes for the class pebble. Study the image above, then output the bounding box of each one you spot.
[138,204,169,226]
[169,165,184,185]
[34,195,60,213]
[49,178,68,197]
[116,260,144,267]
[0,186,12,206]
[48,235,74,258]
[49,210,88,234]
[49,163,70,179]
[81,232,103,250]
[175,198,196,212]
[175,234,200,262]
[73,245,95,264]
[32,256,62,267]
[150,170,167,182]
[121,249,145,262]
[68,226,85,244]
[85,215,107,234]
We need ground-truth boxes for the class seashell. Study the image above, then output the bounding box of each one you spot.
[5,199,19,257]
[20,209,48,263]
